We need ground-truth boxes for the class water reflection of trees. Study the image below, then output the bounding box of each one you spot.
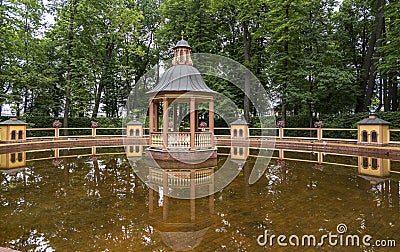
[0,154,155,251]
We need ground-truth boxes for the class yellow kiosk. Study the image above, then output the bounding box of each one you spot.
[230,117,249,139]
[357,114,390,145]
[126,118,143,138]
[0,118,27,143]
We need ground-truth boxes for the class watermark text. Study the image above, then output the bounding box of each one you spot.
[257,224,396,248]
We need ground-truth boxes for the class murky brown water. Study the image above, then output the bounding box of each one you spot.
[0,147,399,251]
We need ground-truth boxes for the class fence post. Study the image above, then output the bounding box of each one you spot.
[55,128,59,138]
[92,128,96,137]
[317,128,322,140]
[279,127,283,139]
[279,149,284,159]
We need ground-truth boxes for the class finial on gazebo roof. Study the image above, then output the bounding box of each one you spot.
[171,32,193,66]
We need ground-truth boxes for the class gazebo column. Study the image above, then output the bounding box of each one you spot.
[154,102,159,132]
[154,102,160,131]
[195,103,199,132]
[209,99,214,146]
[149,100,154,133]
[209,99,214,132]
[173,102,178,132]
[163,97,169,149]
[190,98,196,149]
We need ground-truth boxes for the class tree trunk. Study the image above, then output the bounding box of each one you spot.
[23,91,28,115]
[63,85,71,132]
[364,59,377,107]
[383,75,389,111]
[16,103,20,117]
[243,22,251,122]
[355,12,369,112]
[390,74,398,111]
[359,0,385,111]
[92,41,114,118]
[133,78,139,111]
[281,3,290,123]
[63,0,78,133]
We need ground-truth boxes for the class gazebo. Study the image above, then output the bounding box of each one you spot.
[146,34,216,160]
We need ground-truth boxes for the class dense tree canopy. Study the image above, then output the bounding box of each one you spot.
[0,0,399,125]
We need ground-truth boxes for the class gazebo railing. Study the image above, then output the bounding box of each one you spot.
[151,133,164,147]
[168,132,191,148]
[150,132,213,149]
[195,132,212,147]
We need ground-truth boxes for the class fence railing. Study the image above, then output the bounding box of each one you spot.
[18,126,400,144]
[26,127,137,140]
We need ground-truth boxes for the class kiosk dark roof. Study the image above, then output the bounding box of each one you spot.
[357,116,390,125]
[230,118,248,125]
[0,118,27,125]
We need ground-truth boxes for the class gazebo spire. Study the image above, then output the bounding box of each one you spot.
[172,31,193,66]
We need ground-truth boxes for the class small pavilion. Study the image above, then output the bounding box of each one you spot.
[0,118,27,143]
[357,114,390,145]
[146,34,216,157]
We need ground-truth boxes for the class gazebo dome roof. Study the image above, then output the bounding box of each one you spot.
[174,39,191,49]
[146,64,216,95]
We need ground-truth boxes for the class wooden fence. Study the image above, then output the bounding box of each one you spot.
[24,127,400,144]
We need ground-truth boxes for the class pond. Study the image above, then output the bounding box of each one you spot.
[0,146,399,251]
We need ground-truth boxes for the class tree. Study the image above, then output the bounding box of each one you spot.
[378,0,400,111]
[265,0,304,122]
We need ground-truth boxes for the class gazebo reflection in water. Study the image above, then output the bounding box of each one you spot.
[126,138,219,251]
[146,159,216,251]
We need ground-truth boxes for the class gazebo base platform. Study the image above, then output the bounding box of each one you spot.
[145,148,217,169]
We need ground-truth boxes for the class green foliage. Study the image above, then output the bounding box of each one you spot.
[18,116,123,129]
[0,0,399,123]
